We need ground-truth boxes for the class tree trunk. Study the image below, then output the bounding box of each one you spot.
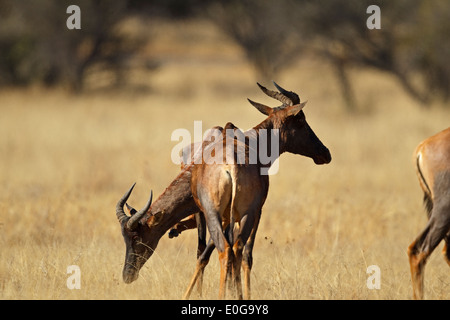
[332,57,357,112]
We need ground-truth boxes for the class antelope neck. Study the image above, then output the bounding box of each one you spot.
[143,167,197,232]
[251,116,286,164]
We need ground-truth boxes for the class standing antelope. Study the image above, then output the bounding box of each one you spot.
[185,82,331,299]
[408,127,450,299]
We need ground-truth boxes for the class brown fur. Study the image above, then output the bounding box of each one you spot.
[118,166,199,283]
[408,127,450,299]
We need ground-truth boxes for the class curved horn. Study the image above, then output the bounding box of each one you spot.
[247,98,272,116]
[116,183,136,224]
[273,81,300,105]
[257,82,293,106]
[126,190,153,230]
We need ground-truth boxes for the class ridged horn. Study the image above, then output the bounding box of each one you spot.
[126,190,153,230]
[116,183,136,224]
[273,81,300,105]
[257,82,293,106]
[247,98,272,115]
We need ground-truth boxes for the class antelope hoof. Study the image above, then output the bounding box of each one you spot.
[168,229,179,238]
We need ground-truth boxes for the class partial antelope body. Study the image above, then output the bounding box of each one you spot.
[116,124,229,289]
[408,127,450,299]
[115,168,199,284]
[185,82,331,299]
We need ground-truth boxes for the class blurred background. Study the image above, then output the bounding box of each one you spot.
[0,0,449,299]
[1,0,449,109]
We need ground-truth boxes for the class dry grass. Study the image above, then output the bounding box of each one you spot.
[0,19,449,300]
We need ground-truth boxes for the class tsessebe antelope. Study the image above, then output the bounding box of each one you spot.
[408,127,450,299]
[185,82,331,299]
[115,124,228,285]
[116,175,198,284]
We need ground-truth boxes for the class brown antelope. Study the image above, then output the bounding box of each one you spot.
[168,138,219,240]
[116,122,233,284]
[184,82,331,299]
[408,127,450,299]
[116,169,200,284]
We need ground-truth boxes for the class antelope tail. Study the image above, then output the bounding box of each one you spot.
[416,153,433,218]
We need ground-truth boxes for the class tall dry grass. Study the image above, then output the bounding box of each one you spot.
[0,20,449,300]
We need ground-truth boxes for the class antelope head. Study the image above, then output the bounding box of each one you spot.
[115,183,154,283]
[248,81,332,165]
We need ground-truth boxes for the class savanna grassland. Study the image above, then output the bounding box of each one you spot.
[0,19,449,300]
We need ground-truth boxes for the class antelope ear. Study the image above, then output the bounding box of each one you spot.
[286,101,307,117]
[149,211,164,226]
[125,203,137,215]
[247,98,273,115]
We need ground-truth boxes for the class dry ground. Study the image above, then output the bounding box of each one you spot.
[0,19,449,300]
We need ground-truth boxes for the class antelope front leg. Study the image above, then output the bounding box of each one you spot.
[183,240,215,299]
[183,263,205,300]
[194,211,209,297]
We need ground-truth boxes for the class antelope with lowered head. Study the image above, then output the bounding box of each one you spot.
[408,127,450,299]
[116,122,233,284]
[116,176,197,284]
[185,82,331,299]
